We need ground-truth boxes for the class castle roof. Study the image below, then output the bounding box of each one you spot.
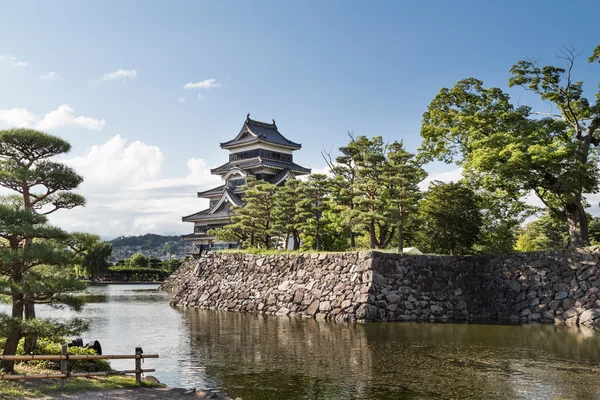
[220,115,302,150]
[210,157,311,175]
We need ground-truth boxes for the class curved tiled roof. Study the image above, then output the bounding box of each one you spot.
[211,157,311,175]
[220,117,302,150]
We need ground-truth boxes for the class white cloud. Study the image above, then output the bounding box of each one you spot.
[0,108,37,127]
[184,79,221,89]
[178,97,186,103]
[132,158,220,191]
[0,54,28,67]
[36,105,105,131]
[102,69,137,81]
[50,136,220,237]
[419,167,464,191]
[38,71,58,80]
[64,135,163,187]
[0,105,105,131]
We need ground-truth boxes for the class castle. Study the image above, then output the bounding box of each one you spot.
[182,115,310,252]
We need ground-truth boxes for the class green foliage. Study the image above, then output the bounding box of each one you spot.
[416,181,482,255]
[0,129,89,369]
[589,217,600,245]
[463,171,535,254]
[296,174,332,251]
[386,141,426,251]
[271,179,303,250]
[209,227,243,243]
[69,233,112,279]
[420,45,600,248]
[349,136,397,249]
[323,133,362,247]
[514,212,568,252]
[127,253,150,268]
[226,177,277,248]
[162,259,183,273]
[0,315,88,346]
[105,266,169,282]
[299,208,349,251]
[15,337,111,372]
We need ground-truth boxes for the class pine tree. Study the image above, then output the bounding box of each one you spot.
[351,136,396,249]
[271,179,304,250]
[0,128,86,362]
[227,177,276,249]
[323,133,362,247]
[296,175,332,251]
[0,206,86,372]
[386,141,426,252]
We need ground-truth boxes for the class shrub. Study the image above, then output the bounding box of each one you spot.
[16,338,111,372]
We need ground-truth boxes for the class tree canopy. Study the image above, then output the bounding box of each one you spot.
[417,181,482,255]
[0,129,87,371]
[420,45,600,248]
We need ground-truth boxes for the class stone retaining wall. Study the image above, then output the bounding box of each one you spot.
[160,248,600,327]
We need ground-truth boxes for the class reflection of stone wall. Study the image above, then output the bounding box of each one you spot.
[161,248,600,326]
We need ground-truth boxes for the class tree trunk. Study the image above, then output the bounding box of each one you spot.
[1,286,24,373]
[350,231,356,248]
[564,200,590,248]
[369,219,376,249]
[397,220,404,253]
[293,231,300,250]
[23,298,37,354]
[22,188,38,354]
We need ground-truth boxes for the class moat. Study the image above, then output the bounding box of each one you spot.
[8,284,600,399]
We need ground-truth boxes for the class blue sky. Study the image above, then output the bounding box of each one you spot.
[0,1,599,237]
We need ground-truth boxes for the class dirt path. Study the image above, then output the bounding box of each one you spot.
[36,387,236,399]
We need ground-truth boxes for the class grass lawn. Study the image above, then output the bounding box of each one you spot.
[0,364,159,399]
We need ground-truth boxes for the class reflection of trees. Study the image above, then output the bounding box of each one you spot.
[181,310,600,400]
[184,310,375,399]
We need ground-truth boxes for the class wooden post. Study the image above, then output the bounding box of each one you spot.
[134,348,142,383]
[60,345,68,389]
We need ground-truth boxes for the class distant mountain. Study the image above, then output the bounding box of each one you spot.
[107,234,190,262]
[108,233,183,249]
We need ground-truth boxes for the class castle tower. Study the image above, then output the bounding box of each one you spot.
[182,115,311,252]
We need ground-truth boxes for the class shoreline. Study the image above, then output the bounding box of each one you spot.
[89,281,163,285]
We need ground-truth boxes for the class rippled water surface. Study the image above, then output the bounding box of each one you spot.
[6,284,600,399]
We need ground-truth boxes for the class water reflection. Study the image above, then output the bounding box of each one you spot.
[180,309,600,400]
[1,285,600,399]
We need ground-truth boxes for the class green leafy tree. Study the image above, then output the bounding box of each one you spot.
[296,175,332,251]
[416,181,482,255]
[0,206,86,372]
[162,259,183,274]
[69,233,112,281]
[462,170,536,254]
[386,141,426,252]
[420,45,600,248]
[271,179,305,250]
[0,128,86,356]
[589,216,600,245]
[514,211,568,252]
[299,208,350,251]
[128,253,150,269]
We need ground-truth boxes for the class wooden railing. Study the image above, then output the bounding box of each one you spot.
[0,346,159,388]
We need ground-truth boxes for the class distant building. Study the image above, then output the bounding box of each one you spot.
[182,115,311,253]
